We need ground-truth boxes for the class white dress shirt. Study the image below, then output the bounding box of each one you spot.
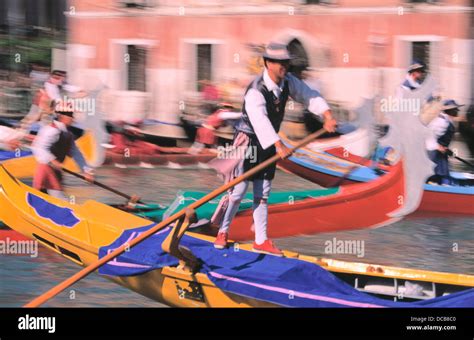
[44,82,62,101]
[218,111,243,120]
[425,113,452,151]
[0,126,25,149]
[32,120,89,171]
[244,69,330,150]
[44,82,82,102]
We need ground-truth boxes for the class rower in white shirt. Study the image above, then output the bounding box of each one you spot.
[0,125,24,150]
[44,70,83,101]
[213,42,336,256]
[32,101,94,200]
[426,99,464,185]
[22,70,83,131]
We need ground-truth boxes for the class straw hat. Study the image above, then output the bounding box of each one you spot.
[262,42,293,61]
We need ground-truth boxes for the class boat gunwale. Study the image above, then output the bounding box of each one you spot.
[285,137,474,196]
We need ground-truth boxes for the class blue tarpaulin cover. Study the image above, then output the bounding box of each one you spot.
[0,150,32,161]
[27,193,80,228]
[99,224,474,307]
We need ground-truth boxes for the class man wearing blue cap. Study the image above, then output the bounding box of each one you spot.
[426,99,464,185]
[212,42,336,256]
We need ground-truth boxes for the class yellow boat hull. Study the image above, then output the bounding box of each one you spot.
[2,132,97,179]
[0,164,472,307]
[0,164,275,307]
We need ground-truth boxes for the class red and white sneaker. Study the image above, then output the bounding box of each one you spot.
[214,232,228,249]
[252,239,284,257]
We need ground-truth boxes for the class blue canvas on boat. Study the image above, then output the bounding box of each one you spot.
[0,150,32,161]
[289,144,474,195]
[27,193,80,228]
[99,224,474,307]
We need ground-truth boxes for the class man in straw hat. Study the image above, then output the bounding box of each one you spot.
[211,42,336,256]
[426,99,464,185]
[32,101,94,200]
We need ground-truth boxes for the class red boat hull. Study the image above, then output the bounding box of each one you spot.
[227,161,405,241]
[278,147,474,216]
[0,229,32,242]
[278,157,356,187]
[1,162,404,242]
[418,190,474,215]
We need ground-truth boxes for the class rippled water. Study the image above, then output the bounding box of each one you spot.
[1,165,473,307]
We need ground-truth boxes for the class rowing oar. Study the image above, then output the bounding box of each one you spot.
[329,164,360,187]
[20,143,146,205]
[328,156,382,188]
[0,119,15,128]
[448,150,474,171]
[61,167,145,205]
[24,127,327,308]
[328,142,391,188]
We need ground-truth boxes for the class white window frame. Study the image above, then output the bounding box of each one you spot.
[394,35,445,79]
[110,39,157,91]
[180,39,225,93]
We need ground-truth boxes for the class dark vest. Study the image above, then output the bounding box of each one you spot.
[235,75,290,180]
[437,116,455,147]
[238,75,289,135]
[50,123,74,162]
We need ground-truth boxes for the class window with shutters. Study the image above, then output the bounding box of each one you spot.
[182,40,223,92]
[394,36,442,83]
[305,0,334,4]
[196,44,212,91]
[127,45,147,92]
[118,0,157,8]
[412,41,430,72]
[407,0,439,3]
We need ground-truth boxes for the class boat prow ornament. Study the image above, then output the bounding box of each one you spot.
[379,76,436,218]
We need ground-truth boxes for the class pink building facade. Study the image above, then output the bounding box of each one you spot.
[65,0,473,135]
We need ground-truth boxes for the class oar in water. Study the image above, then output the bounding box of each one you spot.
[20,143,146,205]
[61,167,145,205]
[24,128,328,308]
[328,157,385,188]
[0,119,15,128]
[328,144,395,188]
[448,150,474,171]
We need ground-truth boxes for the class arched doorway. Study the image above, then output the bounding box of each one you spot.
[287,38,309,79]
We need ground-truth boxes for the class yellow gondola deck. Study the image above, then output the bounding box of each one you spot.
[0,164,473,307]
